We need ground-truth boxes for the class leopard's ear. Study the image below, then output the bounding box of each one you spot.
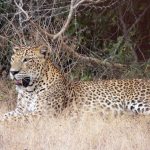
[37,45,50,57]
[13,46,20,53]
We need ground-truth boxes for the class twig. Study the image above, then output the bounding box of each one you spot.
[53,0,74,40]
[61,41,126,68]
[14,0,31,21]
[0,35,14,45]
[73,0,86,9]
[29,20,54,38]
[128,4,150,33]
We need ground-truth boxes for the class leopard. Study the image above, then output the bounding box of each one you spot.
[1,45,150,122]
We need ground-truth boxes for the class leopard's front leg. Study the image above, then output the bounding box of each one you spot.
[0,108,42,122]
[0,107,25,122]
[0,94,41,122]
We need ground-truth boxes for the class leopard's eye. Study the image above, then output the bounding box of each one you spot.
[22,57,34,63]
[23,58,27,62]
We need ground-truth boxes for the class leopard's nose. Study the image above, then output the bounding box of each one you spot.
[10,71,19,75]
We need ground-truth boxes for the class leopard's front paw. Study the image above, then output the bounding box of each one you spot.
[0,116,6,122]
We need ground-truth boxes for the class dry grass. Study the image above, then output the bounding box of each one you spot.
[0,79,150,150]
[0,79,16,114]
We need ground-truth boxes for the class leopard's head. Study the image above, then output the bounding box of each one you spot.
[10,45,48,87]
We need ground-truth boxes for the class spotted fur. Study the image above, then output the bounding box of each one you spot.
[1,46,150,121]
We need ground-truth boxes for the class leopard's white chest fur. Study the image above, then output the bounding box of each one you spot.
[16,86,38,112]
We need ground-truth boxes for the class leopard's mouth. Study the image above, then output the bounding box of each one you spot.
[14,79,22,86]
[14,77,30,87]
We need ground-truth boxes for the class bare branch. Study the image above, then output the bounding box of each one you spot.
[128,4,150,33]
[29,21,54,38]
[0,35,14,45]
[14,0,115,40]
[53,0,74,40]
[14,0,31,22]
[61,41,126,69]
[73,0,86,9]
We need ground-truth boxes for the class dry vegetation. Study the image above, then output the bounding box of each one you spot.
[0,80,150,150]
[0,79,16,115]
[0,0,150,149]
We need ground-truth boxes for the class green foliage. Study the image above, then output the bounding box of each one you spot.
[0,0,150,79]
[0,0,11,13]
[107,36,134,64]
